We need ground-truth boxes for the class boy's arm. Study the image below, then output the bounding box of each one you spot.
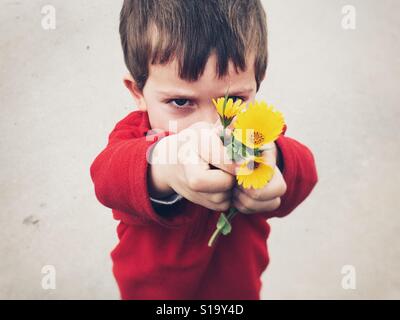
[261,134,318,220]
[89,111,197,227]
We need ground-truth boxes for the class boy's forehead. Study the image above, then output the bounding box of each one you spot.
[147,53,257,95]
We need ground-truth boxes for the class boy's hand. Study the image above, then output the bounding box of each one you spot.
[232,143,287,214]
[148,122,237,212]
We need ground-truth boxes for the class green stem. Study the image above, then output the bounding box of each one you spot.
[209,89,236,248]
[227,207,238,219]
[207,227,221,248]
[208,207,239,247]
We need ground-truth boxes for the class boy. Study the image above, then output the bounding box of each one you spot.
[90,0,318,300]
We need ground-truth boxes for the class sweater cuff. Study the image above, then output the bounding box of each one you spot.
[260,135,296,220]
[275,136,295,191]
[260,135,318,220]
[150,193,184,206]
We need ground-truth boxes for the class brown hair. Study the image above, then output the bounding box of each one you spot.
[120,0,268,92]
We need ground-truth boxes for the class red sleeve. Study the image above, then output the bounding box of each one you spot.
[89,111,199,228]
[261,128,319,220]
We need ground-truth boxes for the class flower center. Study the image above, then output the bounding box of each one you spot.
[250,131,265,145]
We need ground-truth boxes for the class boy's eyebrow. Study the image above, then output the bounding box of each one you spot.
[157,87,254,99]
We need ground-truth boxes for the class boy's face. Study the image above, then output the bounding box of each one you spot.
[124,53,259,133]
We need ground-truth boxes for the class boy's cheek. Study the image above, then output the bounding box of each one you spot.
[148,114,212,134]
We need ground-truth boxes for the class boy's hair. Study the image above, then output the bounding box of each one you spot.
[120,0,268,92]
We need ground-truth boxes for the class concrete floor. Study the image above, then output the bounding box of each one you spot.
[0,0,399,299]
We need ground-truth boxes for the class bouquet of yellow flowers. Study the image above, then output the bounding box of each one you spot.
[208,93,286,247]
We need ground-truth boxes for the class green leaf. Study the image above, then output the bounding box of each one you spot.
[244,148,255,158]
[226,144,234,160]
[222,90,230,120]
[234,151,245,163]
[254,148,263,157]
[216,213,232,236]
[226,143,244,163]
[224,118,233,128]
[232,137,243,149]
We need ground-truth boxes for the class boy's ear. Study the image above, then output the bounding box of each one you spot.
[123,74,147,111]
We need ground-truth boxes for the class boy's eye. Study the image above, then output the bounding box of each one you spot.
[167,96,245,109]
[169,99,190,108]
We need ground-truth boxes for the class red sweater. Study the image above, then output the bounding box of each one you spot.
[90,110,318,300]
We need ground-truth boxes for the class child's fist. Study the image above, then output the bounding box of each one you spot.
[232,143,287,214]
[148,121,237,212]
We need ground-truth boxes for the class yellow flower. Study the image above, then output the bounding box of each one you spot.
[213,97,246,122]
[233,101,285,149]
[236,156,274,189]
